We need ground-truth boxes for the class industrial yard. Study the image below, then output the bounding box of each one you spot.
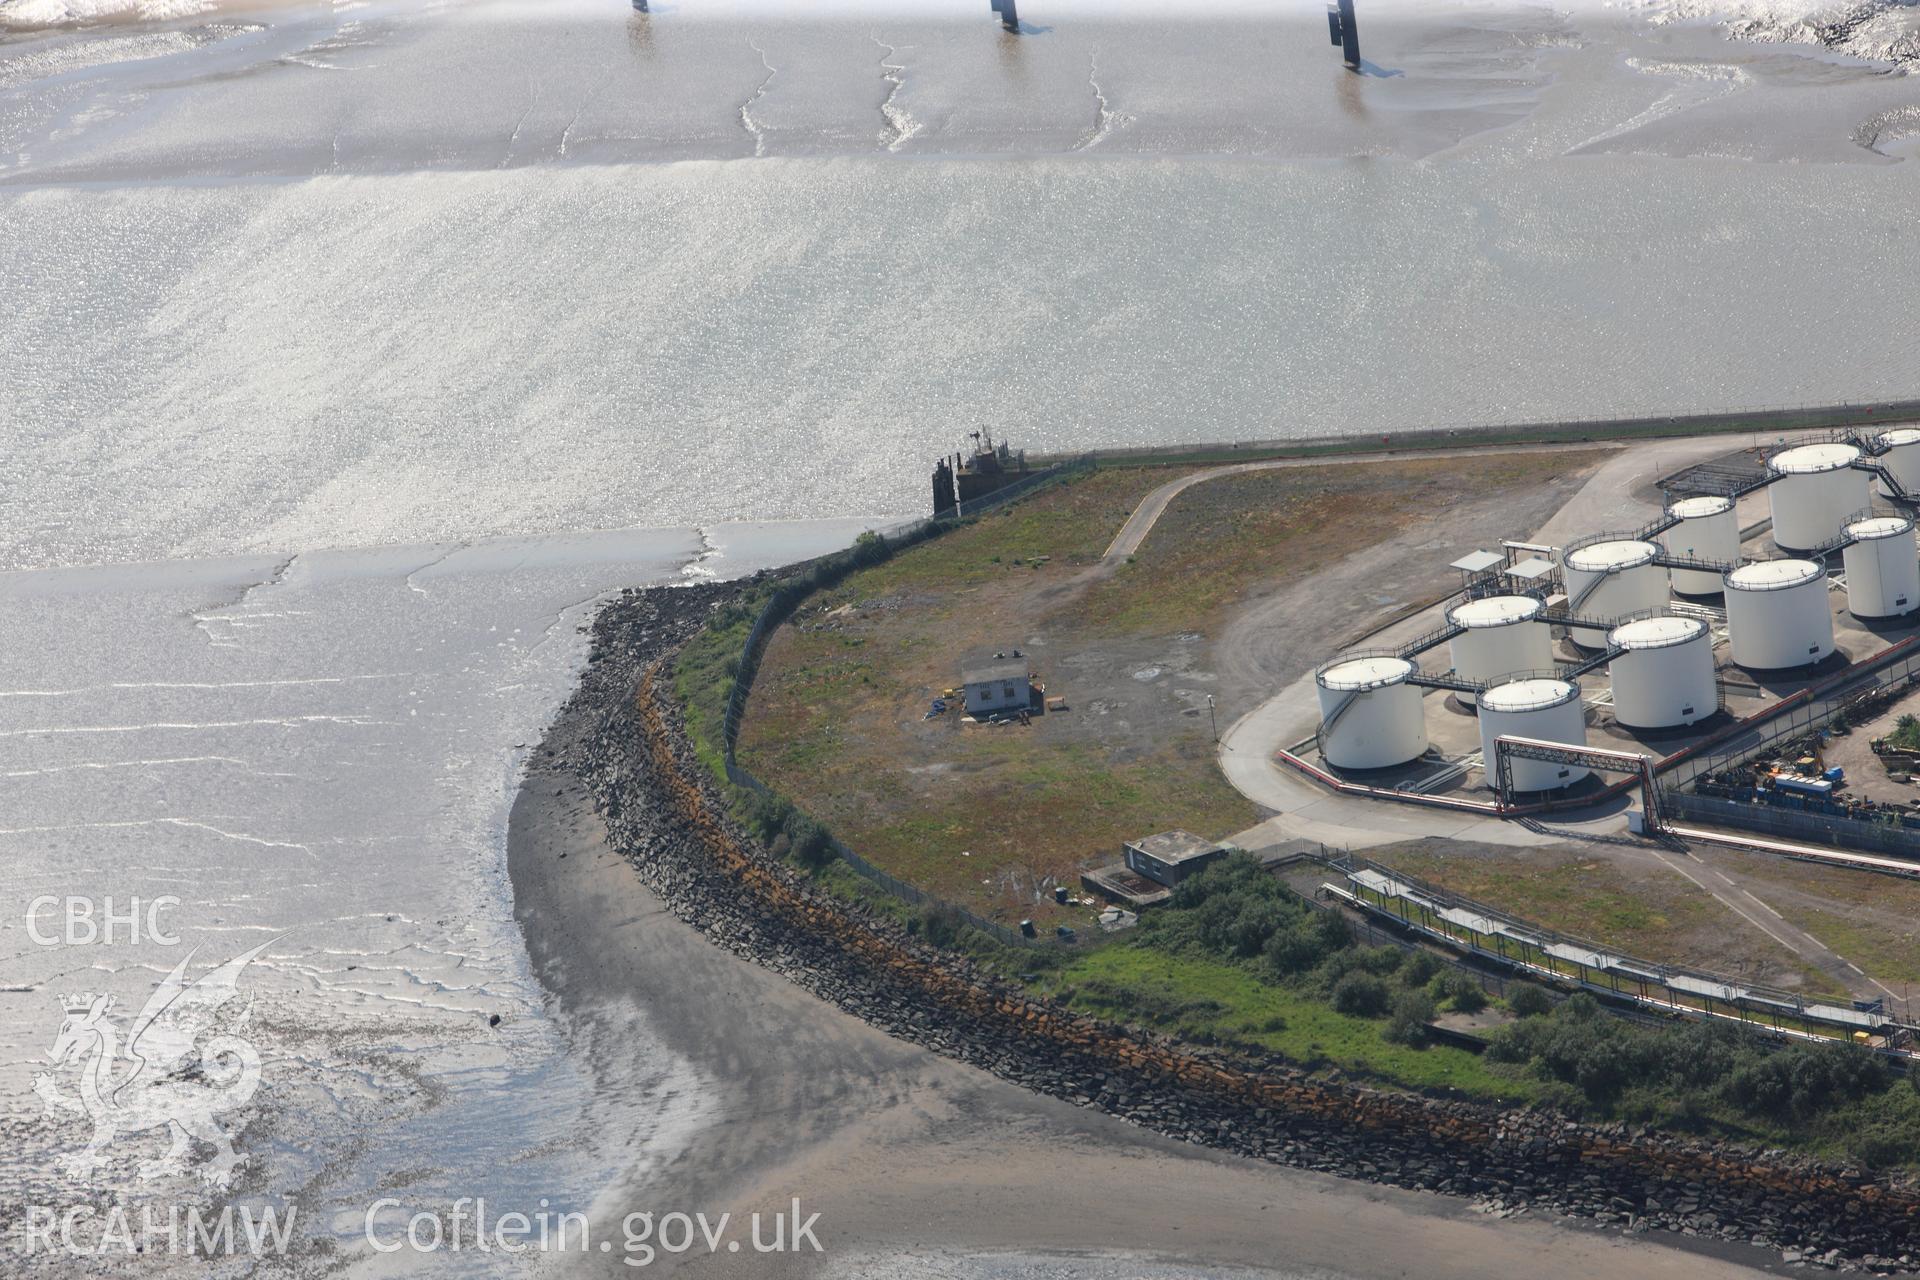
[1295,431,1920,814]
[702,426,1920,1186]
[695,427,1920,1255]
[727,428,1920,1031]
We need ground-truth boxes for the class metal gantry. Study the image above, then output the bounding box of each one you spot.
[1491,733,1661,827]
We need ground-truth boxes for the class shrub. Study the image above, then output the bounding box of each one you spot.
[1263,909,1350,978]
[1330,972,1391,1018]
[1398,949,1442,988]
[1314,944,1402,995]
[1149,854,1344,968]
[782,811,836,870]
[916,905,963,950]
[1844,1105,1920,1169]
[1723,1041,1889,1122]
[1507,983,1554,1018]
[1385,990,1436,1046]
[743,790,796,842]
[1433,970,1487,1014]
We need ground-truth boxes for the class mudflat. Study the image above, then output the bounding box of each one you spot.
[507,648,1779,1279]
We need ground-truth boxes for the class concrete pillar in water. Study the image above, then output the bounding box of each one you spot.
[1327,0,1360,68]
[990,0,1019,33]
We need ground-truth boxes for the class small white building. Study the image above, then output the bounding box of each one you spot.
[962,651,1032,716]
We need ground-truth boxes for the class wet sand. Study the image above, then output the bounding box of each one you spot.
[507,679,1785,1279]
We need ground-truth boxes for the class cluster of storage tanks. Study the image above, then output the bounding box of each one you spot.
[1312,431,1920,791]
[1315,603,1720,781]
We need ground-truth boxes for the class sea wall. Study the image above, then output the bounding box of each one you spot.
[553,584,1920,1273]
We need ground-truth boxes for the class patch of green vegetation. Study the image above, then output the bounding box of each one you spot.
[1888,713,1920,753]
[1023,855,1533,1098]
[1785,906,1920,990]
[1486,994,1920,1167]
[673,586,767,785]
[1055,856,1920,1166]
[1045,943,1529,1099]
[843,467,1170,601]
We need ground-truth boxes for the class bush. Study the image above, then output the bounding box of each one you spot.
[1398,949,1442,988]
[1385,990,1436,1046]
[1722,1040,1889,1122]
[782,811,836,870]
[1263,909,1352,978]
[742,789,796,842]
[1148,854,1348,971]
[1507,983,1554,1018]
[1330,971,1391,1018]
[1432,970,1487,1014]
[916,905,963,950]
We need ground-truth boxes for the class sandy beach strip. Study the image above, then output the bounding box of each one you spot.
[504,590,1784,1280]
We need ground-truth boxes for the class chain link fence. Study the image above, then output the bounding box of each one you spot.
[1664,792,1920,864]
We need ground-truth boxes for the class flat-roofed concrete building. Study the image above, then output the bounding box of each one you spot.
[1124,830,1226,889]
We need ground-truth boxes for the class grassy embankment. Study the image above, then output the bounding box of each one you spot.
[737,463,1257,929]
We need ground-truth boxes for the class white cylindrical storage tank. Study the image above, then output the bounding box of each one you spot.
[1561,539,1667,639]
[1446,596,1552,707]
[1724,560,1834,670]
[1664,495,1740,595]
[1607,616,1717,729]
[1875,427,1920,497]
[1478,677,1589,793]
[1842,515,1920,620]
[1766,442,1868,552]
[1315,655,1427,770]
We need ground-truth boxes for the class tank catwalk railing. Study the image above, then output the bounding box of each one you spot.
[1380,599,1687,696]
[1555,647,1625,679]
[1633,509,1684,542]
[1850,458,1918,507]
[1532,605,1623,631]
[1402,670,1481,693]
[1650,550,1738,575]
[1391,621,1466,660]
[1661,460,1776,501]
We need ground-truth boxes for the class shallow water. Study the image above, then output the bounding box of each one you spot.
[3,2,1920,572]
[3,0,1920,1273]
[0,519,878,1271]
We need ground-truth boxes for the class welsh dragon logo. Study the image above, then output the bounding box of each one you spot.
[34,940,275,1187]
